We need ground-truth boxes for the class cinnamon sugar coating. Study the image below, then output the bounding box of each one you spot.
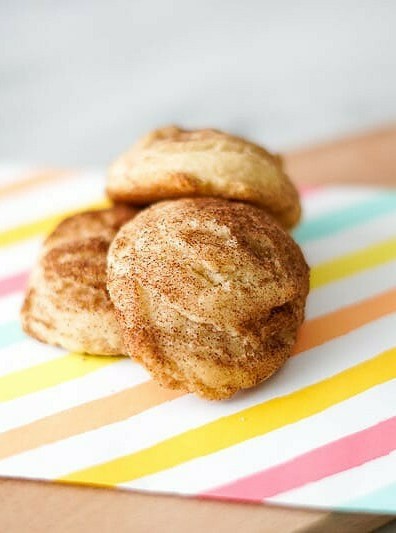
[21,205,138,355]
[108,198,309,399]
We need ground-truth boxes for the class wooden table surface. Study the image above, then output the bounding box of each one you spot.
[1,126,396,533]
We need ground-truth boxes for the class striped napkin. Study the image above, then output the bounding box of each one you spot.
[0,166,395,514]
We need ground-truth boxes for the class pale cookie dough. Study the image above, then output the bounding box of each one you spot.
[106,126,301,230]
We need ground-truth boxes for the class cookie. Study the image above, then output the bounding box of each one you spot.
[106,126,301,230]
[21,205,138,355]
[108,198,309,399]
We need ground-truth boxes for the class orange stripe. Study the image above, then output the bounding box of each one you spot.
[0,169,71,198]
[294,288,396,354]
[0,381,182,460]
[0,288,394,460]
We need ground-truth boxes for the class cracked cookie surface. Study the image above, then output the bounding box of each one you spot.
[108,198,309,399]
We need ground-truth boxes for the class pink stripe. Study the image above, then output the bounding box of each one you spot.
[203,417,396,502]
[0,271,29,297]
[298,185,321,196]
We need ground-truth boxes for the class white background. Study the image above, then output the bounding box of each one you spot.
[1,0,396,166]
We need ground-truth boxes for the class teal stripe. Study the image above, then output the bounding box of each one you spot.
[338,481,396,514]
[0,321,26,349]
[294,193,396,244]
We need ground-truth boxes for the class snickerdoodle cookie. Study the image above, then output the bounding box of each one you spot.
[106,126,301,230]
[107,198,309,399]
[21,205,138,355]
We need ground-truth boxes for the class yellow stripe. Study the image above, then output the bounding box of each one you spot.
[310,238,396,289]
[59,347,396,486]
[0,353,120,403]
[0,199,111,248]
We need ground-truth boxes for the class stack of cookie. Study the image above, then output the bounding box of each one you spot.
[21,127,309,400]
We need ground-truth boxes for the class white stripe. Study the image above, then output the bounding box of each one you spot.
[0,340,66,378]
[302,210,396,266]
[301,186,382,220]
[268,449,396,510]
[120,380,396,494]
[0,313,394,480]
[0,172,104,230]
[0,293,24,323]
[0,358,148,433]
[306,260,396,320]
[0,165,34,188]
[0,239,40,277]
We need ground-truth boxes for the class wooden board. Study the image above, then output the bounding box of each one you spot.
[1,125,396,533]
